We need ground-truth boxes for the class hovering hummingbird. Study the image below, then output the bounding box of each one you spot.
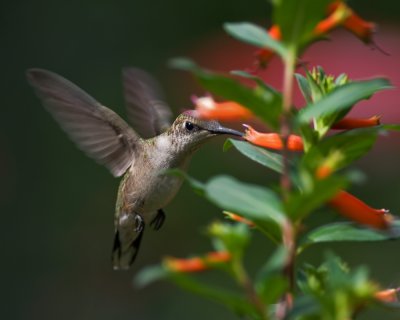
[27,68,243,270]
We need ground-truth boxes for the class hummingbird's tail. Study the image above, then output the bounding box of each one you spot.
[112,213,145,270]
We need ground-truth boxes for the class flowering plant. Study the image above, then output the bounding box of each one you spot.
[137,1,400,318]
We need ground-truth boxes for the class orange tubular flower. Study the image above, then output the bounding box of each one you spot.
[375,288,400,303]
[243,124,304,151]
[316,165,333,180]
[165,257,206,272]
[192,96,253,121]
[316,166,392,229]
[204,251,231,264]
[224,211,255,227]
[255,2,375,70]
[165,251,231,273]
[328,190,391,229]
[255,25,282,69]
[332,115,381,129]
[314,1,350,36]
[326,1,376,43]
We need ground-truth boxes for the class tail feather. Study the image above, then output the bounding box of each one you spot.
[112,229,144,270]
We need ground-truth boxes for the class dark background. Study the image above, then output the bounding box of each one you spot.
[1,0,400,319]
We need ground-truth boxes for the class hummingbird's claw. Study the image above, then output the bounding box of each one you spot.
[150,209,166,231]
[134,214,145,233]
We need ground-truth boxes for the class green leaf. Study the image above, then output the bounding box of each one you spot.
[135,265,169,287]
[170,58,282,129]
[204,175,285,242]
[286,175,347,221]
[206,175,285,223]
[301,127,382,173]
[137,267,257,316]
[224,139,283,173]
[295,73,312,104]
[285,295,320,319]
[230,70,277,91]
[208,222,250,259]
[223,22,287,58]
[297,78,392,124]
[299,221,400,252]
[272,0,332,46]
[170,274,258,316]
[255,246,289,303]
[383,124,400,131]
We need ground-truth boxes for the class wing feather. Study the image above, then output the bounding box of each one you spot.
[122,68,173,139]
[27,69,141,177]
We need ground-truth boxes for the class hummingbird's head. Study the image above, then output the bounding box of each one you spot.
[167,111,243,153]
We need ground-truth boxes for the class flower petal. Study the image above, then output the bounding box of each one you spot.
[165,257,206,272]
[243,124,304,151]
[193,96,253,121]
[328,190,391,229]
[332,116,381,129]
[255,25,281,69]
[375,288,400,303]
[224,211,255,227]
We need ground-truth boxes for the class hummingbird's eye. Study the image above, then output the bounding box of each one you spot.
[185,121,194,131]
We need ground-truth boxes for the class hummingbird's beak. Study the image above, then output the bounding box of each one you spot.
[209,125,244,137]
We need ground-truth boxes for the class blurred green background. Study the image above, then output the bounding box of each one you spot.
[1,0,400,319]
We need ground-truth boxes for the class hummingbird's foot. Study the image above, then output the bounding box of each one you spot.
[150,209,166,231]
[134,214,145,233]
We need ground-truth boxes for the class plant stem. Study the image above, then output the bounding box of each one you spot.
[280,47,297,198]
[233,259,269,320]
[276,47,297,319]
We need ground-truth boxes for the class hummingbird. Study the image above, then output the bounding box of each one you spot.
[27,68,243,270]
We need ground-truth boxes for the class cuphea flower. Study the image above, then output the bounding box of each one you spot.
[314,1,350,36]
[224,211,255,227]
[316,162,392,229]
[255,25,282,68]
[243,124,304,151]
[255,1,376,69]
[374,288,400,303]
[164,251,231,273]
[327,1,376,44]
[192,95,253,121]
[328,190,391,229]
[332,115,381,129]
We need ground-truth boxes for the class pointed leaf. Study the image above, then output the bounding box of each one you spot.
[383,124,400,131]
[204,175,285,242]
[224,22,287,58]
[286,175,347,221]
[135,265,169,288]
[169,273,257,316]
[255,246,289,303]
[272,0,332,45]
[206,175,285,223]
[136,266,257,316]
[230,70,277,91]
[300,221,400,252]
[298,78,392,124]
[301,127,382,173]
[224,139,283,173]
[295,73,313,104]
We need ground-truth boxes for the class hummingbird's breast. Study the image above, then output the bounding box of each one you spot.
[117,138,191,223]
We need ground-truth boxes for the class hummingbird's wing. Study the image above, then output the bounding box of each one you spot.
[27,69,141,177]
[122,68,173,139]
